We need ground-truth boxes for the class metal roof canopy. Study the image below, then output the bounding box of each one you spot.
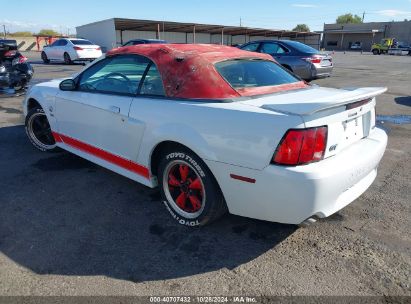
[322,29,384,34]
[113,18,319,38]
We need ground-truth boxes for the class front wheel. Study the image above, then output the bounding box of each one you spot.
[25,107,58,152]
[41,51,50,64]
[158,149,227,226]
[372,49,379,55]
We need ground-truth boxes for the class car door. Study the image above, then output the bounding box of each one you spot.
[54,54,152,177]
[45,40,59,59]
[54,39,68,60]
[259,42,294,71]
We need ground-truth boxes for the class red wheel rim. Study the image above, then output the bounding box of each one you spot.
[166,162,204,214]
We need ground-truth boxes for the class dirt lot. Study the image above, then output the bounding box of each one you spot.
[0,51,410,296]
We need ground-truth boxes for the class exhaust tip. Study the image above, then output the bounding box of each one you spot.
[298,216,319,227]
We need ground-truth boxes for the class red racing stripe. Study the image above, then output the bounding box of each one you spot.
[52,131,150,179]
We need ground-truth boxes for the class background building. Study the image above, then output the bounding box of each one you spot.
[76,18,321,52]
[322,20,411,51]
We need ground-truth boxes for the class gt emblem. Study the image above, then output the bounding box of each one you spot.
[329,144,338,152]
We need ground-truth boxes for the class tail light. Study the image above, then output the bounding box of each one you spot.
[272,126,328,166]
[74,46,83,51]
[4,50,17,57]
[12,55,28,65]
[96,47,101,51]
[302,56,322,64]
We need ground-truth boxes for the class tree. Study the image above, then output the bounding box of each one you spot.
[336,13,363,24]
[9,31,33,37]
[37,29,60,36]
[293,24,310,32]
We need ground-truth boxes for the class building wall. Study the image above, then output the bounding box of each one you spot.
[4,37,38,51]
[76,19,320,50]
[385,21,411,42]
[76,19,117,52]
[323,21,411,50]
[323,32,383,51]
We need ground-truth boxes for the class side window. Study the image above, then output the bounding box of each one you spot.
[241,43,259,52]
[276,45,288,54]
[78,55,150,95]
[260,43,279,54]
[50,40,60,47]
[60,40,68,46]
[140,63,165,96]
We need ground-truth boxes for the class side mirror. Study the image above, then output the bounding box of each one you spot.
[59,79,76,91]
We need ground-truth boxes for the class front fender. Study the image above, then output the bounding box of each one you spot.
[22,81,60,129]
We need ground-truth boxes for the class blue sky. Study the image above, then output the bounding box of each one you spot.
[1,0,411,34]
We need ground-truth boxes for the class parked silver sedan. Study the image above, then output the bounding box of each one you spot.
[238,40,333,81]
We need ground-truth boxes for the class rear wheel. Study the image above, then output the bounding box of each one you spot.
[158,149,227,226]
[64,52,72,65]
[372,49,380,55]
[25,107,58,152]
[41,51,50,64]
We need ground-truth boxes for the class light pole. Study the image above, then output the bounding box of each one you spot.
[2,25,6,38]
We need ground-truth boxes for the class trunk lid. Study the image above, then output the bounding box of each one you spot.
[239,86,386,115]
[240,86,387,159]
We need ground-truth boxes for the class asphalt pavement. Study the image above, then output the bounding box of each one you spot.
[0,51,410,296]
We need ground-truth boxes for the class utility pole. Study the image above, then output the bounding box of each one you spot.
[240,17,242,27]
[2,25,6,38]
[362,11,366,22]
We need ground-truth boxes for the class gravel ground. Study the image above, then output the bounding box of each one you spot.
[0,51,410,297]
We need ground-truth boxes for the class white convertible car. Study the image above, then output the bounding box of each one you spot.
[23,44,388,227]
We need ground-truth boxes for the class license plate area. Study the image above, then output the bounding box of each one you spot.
[342,115,364,145]
[321,59,332,67]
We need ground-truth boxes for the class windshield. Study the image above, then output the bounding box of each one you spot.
[215,59,299,88]
[70,39,94,45]
[285,41,319,54]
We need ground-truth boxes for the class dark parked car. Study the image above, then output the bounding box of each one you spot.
[0,39,18,53]
[238,40,333,81]
[122,39,167,47]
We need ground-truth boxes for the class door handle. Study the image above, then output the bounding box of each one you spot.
[108,105,120,113]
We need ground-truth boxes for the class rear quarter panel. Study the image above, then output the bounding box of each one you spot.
[131,97,305,172]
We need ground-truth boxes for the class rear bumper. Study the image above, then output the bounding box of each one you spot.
[293,63,333,80]
[312,64,333,79]
[74,51,102,60]
[206,127,387,224]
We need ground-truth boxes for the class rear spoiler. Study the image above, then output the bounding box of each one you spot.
[258,87,387,116]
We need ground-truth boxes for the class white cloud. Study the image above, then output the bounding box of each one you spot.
[0,19,74,34]
[292,4,318,8]
[375,9,411,17]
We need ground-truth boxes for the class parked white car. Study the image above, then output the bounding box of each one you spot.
[24,44,388,227]
[41,38,102,64]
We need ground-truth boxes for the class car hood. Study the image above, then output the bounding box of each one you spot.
[239,86,387,115]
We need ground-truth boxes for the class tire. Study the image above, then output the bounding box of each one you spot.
[25,107,58,152]
[372,49,379,55]
[64,52,72,65]
[41,51,50,64]
[158,149,227,226]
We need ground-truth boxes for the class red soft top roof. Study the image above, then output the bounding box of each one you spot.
[107,44,307,99]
